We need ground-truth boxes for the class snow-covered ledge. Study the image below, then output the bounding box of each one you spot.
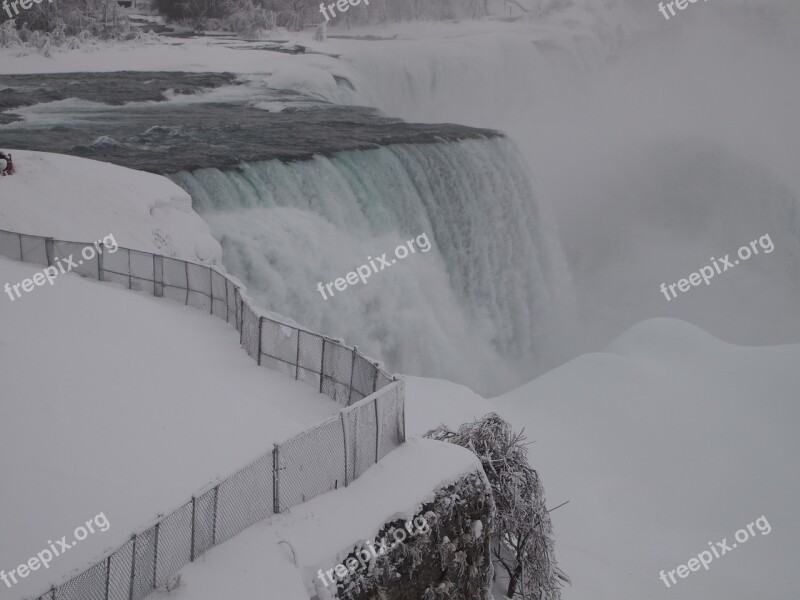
[0,150,222,264]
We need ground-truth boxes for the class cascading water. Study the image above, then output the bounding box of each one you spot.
[0,71,577,394]
[171,136,575,395]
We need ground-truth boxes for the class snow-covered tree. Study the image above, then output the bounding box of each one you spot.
[426,413,567,599]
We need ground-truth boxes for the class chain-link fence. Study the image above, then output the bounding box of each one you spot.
[0,228,406,600]
[0,229,397,405]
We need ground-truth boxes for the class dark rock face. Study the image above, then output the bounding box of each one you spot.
[335,471,495,600]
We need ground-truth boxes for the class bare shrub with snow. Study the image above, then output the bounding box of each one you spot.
[221,0,277,36]
[426,414,566,599]
[0,19,23,46]
[155,0,303,31]
[8,0,130,36]
[333,472,494,600]
[0,0,150,55]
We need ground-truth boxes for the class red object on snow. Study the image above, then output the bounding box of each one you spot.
[1,152,14,176]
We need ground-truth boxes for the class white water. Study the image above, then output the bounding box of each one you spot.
[172,137,575,395]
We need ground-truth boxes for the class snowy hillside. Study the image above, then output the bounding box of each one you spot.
[139,438,480,600]
[29,308,789,600]
[0,152,333,599]
[405,319,800,600]
[0,254,342,600]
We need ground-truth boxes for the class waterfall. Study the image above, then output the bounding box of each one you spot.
[170,136,575,395]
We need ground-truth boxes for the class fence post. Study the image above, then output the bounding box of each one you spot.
[190,496,196,562]
[295,331,301,380]
[152,522,160,590]
[341,411,349,487]
[400,383,406,443]
[209,268,214,315]
[128,534,137,600]
[97,243,104,281]
[237,289,244,345]
[348,347,357,406]
[105,556,111,600]
[257,317,263,366]
[128,248,133,290]
[153,255,163,297]
[273,444,281,514]
[184,261,189,305]
[224,275,229,323]
[51,585,57,600]
[45,237,54,267]
[211,485,219,546]
[375,396,380,464]
[319,339,326,394]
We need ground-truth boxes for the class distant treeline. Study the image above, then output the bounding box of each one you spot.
[0,0,493,39]
[0,0,137,51]
[154,0,488,31]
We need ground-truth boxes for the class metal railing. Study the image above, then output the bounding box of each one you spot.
[0,228,406,600]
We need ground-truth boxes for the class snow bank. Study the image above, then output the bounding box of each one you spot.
[0,38,296,75]
[143,438,480,600]
[402,318,800,600]
[0,256,340,600]
[0,150,221,263]
[0,37,361,105]
[493,318,800,600]
[403,375,495,436]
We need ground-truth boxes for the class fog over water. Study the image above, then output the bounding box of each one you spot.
[346,0,800,361]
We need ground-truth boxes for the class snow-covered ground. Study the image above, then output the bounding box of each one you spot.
[0,220,478,600]
[0,150,221,263]
[140,438,479,600]
[71,314,800,600]
[0,36,299,75]
[0,151,341,600]
[0,255,343,600]
[0,35,362,109]
[407,319,800,600]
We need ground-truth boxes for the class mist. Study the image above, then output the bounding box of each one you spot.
[349,0,800,363]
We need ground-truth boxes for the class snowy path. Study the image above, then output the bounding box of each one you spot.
[0,256,340,600]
